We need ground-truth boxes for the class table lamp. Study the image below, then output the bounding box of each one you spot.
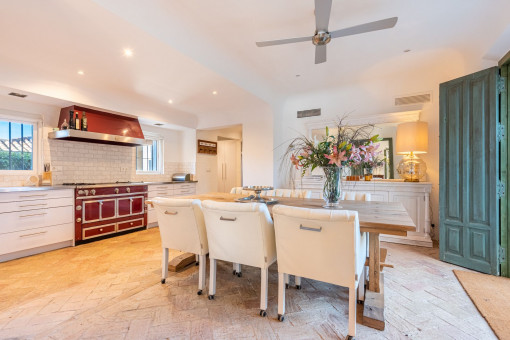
[396,121,428,182]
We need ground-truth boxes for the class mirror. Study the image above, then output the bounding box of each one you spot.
[310,122,404,179]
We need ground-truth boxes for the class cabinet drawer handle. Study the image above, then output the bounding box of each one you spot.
[220,216,236,222]
[100,228,103,232]
[19,212,47,218]
[300,224,322,232]
[19,194,48,198]
[19,203,48,208]
[165,211,178,215]
[19,231,47,238]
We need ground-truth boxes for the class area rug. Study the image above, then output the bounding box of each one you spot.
[454,270,510,340]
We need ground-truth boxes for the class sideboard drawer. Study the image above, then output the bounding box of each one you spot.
[1,206,74,235]
[117,218,144,232]
[0,223,74,255]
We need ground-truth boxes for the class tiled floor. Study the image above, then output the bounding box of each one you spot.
[0,228,496,339]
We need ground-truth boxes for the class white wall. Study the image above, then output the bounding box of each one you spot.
[273,52,498,240]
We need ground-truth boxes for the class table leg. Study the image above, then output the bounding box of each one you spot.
[363,232,385,330]
[368,232,380,293]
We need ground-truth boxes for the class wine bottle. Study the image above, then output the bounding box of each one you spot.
[69,110,75,129]
[81,112,88,131]
[75,111,80,130]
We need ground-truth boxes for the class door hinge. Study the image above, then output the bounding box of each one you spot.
[498,75,506,94]
[497,180,506,198]
[499,247,506,263]
[497,123,505,142]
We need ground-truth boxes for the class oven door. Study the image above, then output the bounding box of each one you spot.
[117,196,145,217]
[82,198,117,222]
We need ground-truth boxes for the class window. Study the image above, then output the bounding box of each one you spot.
[0,120,34,171]
[136,137,163,173]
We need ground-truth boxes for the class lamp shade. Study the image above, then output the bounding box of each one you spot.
[396,121,428,154]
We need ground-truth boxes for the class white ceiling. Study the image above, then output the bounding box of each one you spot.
[0,0,509,128]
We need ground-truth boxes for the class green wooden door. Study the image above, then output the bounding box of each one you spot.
[501,64,509,277]
[439,66,500,275]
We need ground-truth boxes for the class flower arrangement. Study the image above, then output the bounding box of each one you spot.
[284,118,382,175]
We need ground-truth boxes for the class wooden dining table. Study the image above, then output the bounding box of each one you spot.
[175,192,416,330]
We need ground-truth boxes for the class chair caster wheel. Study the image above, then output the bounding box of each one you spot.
[285,283,289,289]
[233,270,237,275]
[197,290,202,295]
[236,272,242,277]
[347,336,355,340]
[208,295,215,300]
[196,262,199,266]
[277,314,285,322]
[161,278,166,284]
[259,310,267,317]
[296,285,302,290]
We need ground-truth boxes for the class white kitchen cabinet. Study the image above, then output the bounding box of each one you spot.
[147,182,197,227]
[0,188,74,262]
[294,177,433,247]
[217,140,242,193]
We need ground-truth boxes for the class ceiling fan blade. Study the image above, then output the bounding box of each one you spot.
[315,45,327,64]
[330,17,398,39]
[315,0,332,32]
[256,36,313,47]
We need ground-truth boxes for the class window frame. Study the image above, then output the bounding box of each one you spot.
[0,112,42,175]
[135,132,164,175]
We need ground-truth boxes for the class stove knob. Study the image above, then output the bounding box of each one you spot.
[126,187,131,193]
[76,205,82,211]
[76,218,82,223]
[84,190,89,196]
[115,188,119,194]
[78,190,84,195]
[91,189,96,195]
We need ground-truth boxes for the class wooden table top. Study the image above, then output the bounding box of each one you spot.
[181,193,416,236]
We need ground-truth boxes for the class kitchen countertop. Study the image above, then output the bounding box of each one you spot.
[0,181,198,193]
[0,186,73,193]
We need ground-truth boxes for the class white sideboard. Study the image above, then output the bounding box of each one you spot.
[294,177,433,247]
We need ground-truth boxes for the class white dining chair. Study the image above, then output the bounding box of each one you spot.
[272,205,366,339]
[229,187,252,195]
[341,191,371,201]
[152,198,209,295]
[201,200,276,317]
[261,188,312,198]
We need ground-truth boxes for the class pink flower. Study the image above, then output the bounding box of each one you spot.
[324,145,347,167]
[290,154,301,169]
[300,150,309,158]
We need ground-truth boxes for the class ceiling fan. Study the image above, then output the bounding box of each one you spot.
[255,0,398,64]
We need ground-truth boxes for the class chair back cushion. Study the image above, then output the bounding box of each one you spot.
[202,200,276,268]
[341,191,371,201]
[153,198,208,255]
[272,205,365,287]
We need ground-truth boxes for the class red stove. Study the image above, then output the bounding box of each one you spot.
[64,182,148,244]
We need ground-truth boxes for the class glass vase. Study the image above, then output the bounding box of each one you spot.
[364,167,373,181]
[322,165,342,208]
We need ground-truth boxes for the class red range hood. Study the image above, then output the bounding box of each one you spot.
[48,105,150,147]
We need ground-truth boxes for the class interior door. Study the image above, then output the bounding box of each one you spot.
[439,66,500,275]
[217,140,241,192]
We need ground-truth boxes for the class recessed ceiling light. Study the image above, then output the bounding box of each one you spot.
[212,91,218,95]
[123,48,133,57]
[168,99,173,104]
[77,70,84,75]
[404,49,411,53]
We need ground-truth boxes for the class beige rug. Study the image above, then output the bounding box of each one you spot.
[454,270,510,340]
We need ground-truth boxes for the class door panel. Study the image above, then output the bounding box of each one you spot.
[131,197,144,214]
[101,199,116,219]
[440,66,500,275]
[117,198,131,216]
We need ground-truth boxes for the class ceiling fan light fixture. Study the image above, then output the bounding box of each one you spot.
[312,31,331,46]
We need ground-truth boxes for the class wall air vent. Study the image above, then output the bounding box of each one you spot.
[395,92,431,106]
[8,92,27,98]
[297,108,321,118]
